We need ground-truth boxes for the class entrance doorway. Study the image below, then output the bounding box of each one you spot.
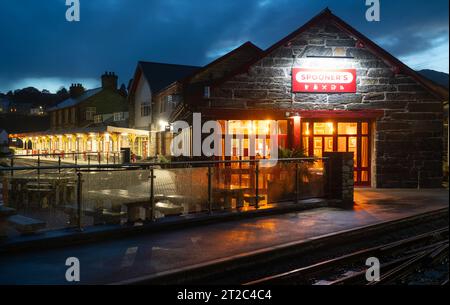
[300,120,371,186]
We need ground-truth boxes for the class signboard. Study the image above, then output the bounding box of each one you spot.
[292,68,357,93]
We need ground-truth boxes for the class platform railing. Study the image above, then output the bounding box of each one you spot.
[7,151,125,176]
[0,157,328,239]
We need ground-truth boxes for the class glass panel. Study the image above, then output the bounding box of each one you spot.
[324,137,333,152]
[362,136,369,168]
[354,171,358,182]
[302,137,309,156]
[313,137,323,157]
[313,122,334,135]
[348,136,357,165]
[338,122,358,135]
[154,167,208,217]
[338,137,347,152]
[361,171,369,182]
[302,122,310,135]
[362,122,369,135]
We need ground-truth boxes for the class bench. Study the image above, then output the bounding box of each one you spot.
[155,202,184,217]
[62,204,125,226]
[7,214,46,235]
[243,194,266,207]
[26,182,56,208]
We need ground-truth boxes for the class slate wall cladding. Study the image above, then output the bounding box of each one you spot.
[207,20,444,188]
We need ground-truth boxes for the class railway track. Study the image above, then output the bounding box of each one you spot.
[117,208,449,285]
[245,226,449,285]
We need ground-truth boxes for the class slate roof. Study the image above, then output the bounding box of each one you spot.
[137,61,200,93]
[48,88,103,111]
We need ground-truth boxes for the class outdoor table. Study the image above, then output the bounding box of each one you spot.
[213,186,251,209]
[4,175,76,208]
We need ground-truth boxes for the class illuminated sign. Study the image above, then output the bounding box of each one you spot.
[292,68,357,93]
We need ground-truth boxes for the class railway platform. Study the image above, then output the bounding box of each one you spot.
[0,188,448,284]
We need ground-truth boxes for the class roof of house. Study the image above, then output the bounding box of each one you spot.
[47,88,102,111]
[182,41,263,85]
[137,61,200,93]
[211,8,448,101]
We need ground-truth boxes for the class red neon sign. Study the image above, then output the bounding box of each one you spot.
[292,68,357,93]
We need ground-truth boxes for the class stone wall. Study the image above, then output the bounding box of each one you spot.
[324,152,354,205]
[205,19,444,188]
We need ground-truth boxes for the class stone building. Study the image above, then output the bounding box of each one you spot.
[166,8,448,188]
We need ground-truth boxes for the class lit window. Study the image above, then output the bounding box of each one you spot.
[94,115,103,123]
[114,112,125,121]
[338,123,358,135]
[314,122,334,135]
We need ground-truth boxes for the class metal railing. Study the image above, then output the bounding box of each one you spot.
[8,151,125,175]
[0,157,328,238]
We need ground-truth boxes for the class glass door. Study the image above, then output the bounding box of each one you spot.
[301,120,371,186]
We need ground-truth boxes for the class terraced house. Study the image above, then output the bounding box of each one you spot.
[11,72,149,161]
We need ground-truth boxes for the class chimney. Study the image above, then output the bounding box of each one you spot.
[69,83,85,98]
[101,71,118,90]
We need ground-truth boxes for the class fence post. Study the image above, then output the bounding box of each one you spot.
[58,156,61,174]
[88,155,91,169]
[149,168,155,221]
[75,154,78,166]
[10,158,13,177]
[255,160,260,209]
[417,168,421,190]
[37,155,41,177]
[295,162,300,204]
[76,171,83,231]
[208,164,213,214]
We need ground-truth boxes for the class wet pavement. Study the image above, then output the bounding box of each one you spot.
[0,188,448,284]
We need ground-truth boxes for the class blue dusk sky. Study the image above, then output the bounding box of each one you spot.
[0,0,448,93]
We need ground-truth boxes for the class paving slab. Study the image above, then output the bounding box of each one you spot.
[0,188,447,284]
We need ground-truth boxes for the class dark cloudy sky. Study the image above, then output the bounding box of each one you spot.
[0,0,448,93]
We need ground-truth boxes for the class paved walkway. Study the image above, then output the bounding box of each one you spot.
[0,188,448,284]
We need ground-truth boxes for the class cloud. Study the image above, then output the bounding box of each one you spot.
[399,35,449,73]
[0,0,448,93]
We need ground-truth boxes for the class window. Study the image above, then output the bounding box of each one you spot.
[204,86,210,98]
[114,112,125,121]
[94,115,103,123]
[86,107,96,121]
[141,103,150,117]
